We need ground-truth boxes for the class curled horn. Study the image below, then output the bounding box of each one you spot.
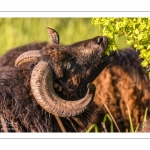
[15,50,42,67]
[30,60,96,117]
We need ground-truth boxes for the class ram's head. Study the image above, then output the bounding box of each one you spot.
[15,27,115,117]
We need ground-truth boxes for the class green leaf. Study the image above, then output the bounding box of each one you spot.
[147,45,150,50]
[135,29,139,34]
[91,17,150,69]
[141,59,149,67]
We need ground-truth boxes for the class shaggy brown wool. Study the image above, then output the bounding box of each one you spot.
[93,48,150,132]
[0,43,150,132]
[0,66,95,132]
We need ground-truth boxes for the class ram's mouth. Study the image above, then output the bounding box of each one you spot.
[101,51,116,66]
[102,36,108,48]
[90,50,116,80]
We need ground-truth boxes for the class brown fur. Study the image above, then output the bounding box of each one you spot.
[0,66,95,132]
[0,43,150,132]
[93,48,150,132]
[0,36,111,132]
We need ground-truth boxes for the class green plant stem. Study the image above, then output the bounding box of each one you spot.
[103,114,114,132]
[86,124,99,132]
[134,123,140,132]
[127,104,134,132]
[102,101,120,132]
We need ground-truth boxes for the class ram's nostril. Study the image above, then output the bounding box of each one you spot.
[97,37,103,44]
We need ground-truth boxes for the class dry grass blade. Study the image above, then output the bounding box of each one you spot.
[102,101,121,132]
[0,113,8,132]
[101,122,107,132]
[55,115,66,132]
[143,108,148,122]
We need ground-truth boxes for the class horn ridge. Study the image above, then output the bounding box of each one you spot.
[15,50,42,67]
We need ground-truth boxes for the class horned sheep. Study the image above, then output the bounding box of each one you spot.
[0,27,115,132]
[0,27,150,132]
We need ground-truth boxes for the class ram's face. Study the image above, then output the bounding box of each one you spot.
[43,36,115,99]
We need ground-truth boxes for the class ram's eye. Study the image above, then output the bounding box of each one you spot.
[64,61,71,69]
[97,37,103,44]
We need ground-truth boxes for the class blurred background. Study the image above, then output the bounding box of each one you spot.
[0,18,101,56]
[0,18,128,57]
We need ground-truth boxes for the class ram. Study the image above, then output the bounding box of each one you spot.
[1,27,150,132]
[0,27,115,132]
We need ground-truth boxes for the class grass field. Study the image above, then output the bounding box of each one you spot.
[0,18,101,56]
[0,18,129,56]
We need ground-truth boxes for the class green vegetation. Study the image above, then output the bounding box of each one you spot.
[91,18,150,77]
[102,114,114,132]
[86,107,149,133]
[127,104,135,132]
[86,124,99,132]
[0,18,99,56]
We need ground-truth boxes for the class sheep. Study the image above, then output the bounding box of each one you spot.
[1,27,150,132]
[0,27,115,132]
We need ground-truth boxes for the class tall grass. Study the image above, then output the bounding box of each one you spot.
[86,124,99,132]
[102,114,114,132]
[86,104,149,133]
